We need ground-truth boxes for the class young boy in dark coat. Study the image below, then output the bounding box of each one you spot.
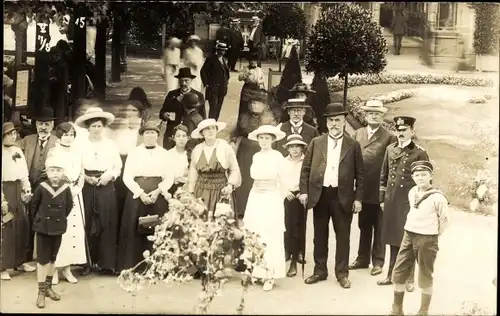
[31,157,73,309]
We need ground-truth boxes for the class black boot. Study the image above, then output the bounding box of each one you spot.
[389,291,405,316]
[80,265,91,276]
[287,258,298,277]
[378,268,393,286]
[417,293,432,316]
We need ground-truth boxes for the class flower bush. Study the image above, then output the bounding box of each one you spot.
[467,93,493,104]
[117,189,266,314]
[327,72,494,92]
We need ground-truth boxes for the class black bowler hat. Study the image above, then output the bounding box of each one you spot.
[175,67,196,79]
[394,116,416,130]
[411,160,434,173]
[32,107,56,122]
[323,103,348,117]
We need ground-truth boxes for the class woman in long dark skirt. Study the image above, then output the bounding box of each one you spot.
[75,108,122,275]
[1,122,34,280]
[116,122,174,271]
[237,55,265,122]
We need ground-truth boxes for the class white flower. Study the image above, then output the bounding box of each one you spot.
[143,250,151,258]
[476,184,488,200]
[469,198,480,212]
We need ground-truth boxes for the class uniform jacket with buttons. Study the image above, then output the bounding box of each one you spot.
[31,181,73,236]
[379,141,429,245]
[355,126,397,204]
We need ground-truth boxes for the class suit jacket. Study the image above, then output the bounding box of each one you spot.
[18,133,58,178]
[274,121,319,156]
[355,126,397,204]
[159,88,206,138]
[249,25,264,46]
[300,133,364,211]
[229,28,244,53]
[216,26,232,46]
[200,55,229,90]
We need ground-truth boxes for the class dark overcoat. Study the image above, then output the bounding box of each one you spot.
[379,141,429,246]
[274,121,319,157]
[31,182,73,236]
[354,126,397,204]
[299,133,365,211]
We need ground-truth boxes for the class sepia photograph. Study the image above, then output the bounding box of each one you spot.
[1,1,499,315]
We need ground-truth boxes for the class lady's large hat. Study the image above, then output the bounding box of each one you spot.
[175,67,197,79]
[187,35,201,42]
[191,118,227,139]
[324,103,348,117]
[361,99,388,113]
[289,83,316,96]
[139,121,161,135]
[168,37,182,45]
[283,134,307,148]
[32,107,56,122]
[74,107,115,128]
[284,98,311,109]
[2,122,18,137]
[248,125,286,142]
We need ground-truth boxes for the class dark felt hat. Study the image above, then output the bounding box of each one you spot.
[32,107,56,121]
[182,92,202,109]
[2,122,18,137]
[411,160,434,173]
[323,103,348,117]
[175,67,196,79]
[394,116,416,130]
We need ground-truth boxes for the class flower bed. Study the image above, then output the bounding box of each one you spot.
[467,93,493,104]
[327,72,494,92]
[117,190,266,314]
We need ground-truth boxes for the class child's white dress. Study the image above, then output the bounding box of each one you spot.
[243,149,287,279]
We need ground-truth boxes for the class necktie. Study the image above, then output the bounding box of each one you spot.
[329,134,343,149]
[291,125,301,134]
[39,139,47,150]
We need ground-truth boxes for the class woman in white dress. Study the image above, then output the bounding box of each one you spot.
[167,124,190,196]
[163,37,182,94]
[48,122,87,284]
[182,35,204,92]
[243,125,288,291]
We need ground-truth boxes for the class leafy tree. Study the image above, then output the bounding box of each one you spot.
[309,72,331,134]
[305,3,387,108]
[472,3,500,56]
[262,3,306,71]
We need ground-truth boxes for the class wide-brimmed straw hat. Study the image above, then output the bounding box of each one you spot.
[74,107,115,128]
[187,35,201,42]
[248,125,286,142]
[191,119,227,139]
[284,98,311,109]
[2,122,18,137]
[283,134,307,148]
[361,99,388,113]
[139,121,160,135]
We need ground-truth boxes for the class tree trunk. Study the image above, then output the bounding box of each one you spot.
[120,27,128,73]
[278,38,284,72]
[343,74,348,109]
[33,17,51,112]
[94,20,107,100]
[111,6,122,82]
[71,2,88,120]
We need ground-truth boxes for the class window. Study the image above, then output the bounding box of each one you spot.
[437,3,457,29]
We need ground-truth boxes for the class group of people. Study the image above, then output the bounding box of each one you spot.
[2,25,449,316]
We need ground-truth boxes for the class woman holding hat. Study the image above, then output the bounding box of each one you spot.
[238,55,265,120]
[46,122,87,284]
[182,35,204,92]
[116,122,174,271]
[243,125,288,291]
[163,37,182,94]
[75,107,122,275]
[188,119,241,217]
[1,122,33,280]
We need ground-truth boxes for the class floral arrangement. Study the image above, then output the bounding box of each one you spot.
[327,72,494,92]
[468,170,497,213]
[117,189,266,314]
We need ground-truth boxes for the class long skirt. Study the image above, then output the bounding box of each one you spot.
[1,180,30,270]
[233,138,260,218]
[115,155,129,235]
[82,171,119,271]
[54,191,87,267]
[244,183,286,280]
[116,177,168,271]
[193,172,235,219]
[238,82,260,120]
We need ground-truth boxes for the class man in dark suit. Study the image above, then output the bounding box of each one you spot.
[200,42,230,120]
[247,16,264,67]
[17,107,58,270]
[228,18,244,72]
[349,100,397,277]
[159,67,206,149]
[299,103,364,289]
[215,22,231,48]
[377,116,429,292]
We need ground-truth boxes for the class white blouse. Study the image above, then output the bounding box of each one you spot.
[164,47,181,66]
[250,149,288,200]
[123,145,174,199]
[238,66,265,86]
[167,147,189,180]
[183,46,204,69]
[81,137,122,179]
[2,145,31,193]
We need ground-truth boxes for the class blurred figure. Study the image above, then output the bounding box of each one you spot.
[228,18,244,72]
[247,16,264,67]
[182,35,204,92]
[127,87,153,127]
[238,55,265,121]
[282,38,301,60]
[163,37,182,94]
[391,9,407,55]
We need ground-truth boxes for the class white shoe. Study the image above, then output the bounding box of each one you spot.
[263,279,274,291]
[62,267,78,284]
[1,271,11,280]
[52,272,59,285]
[18,263,36,272]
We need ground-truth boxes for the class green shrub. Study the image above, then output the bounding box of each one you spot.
[472,3,500,56]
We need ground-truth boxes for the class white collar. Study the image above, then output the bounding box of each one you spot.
[286,154,304,162]
[290,120,303,128]
[38,135,50,141]
[398,139,411,148]
[367,125,380,134]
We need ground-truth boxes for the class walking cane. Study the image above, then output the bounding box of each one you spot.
[77,194,93,268]
[301,202,307,279]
